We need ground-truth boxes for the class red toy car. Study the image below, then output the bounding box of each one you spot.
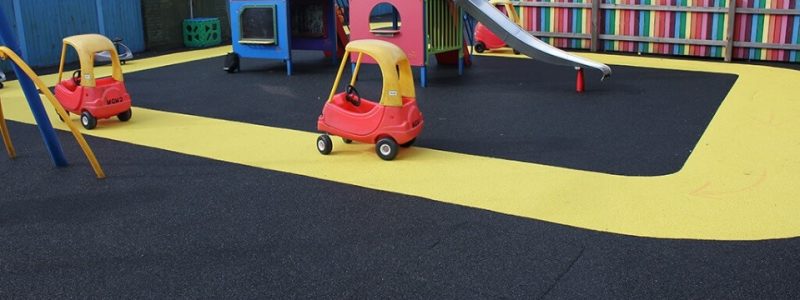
[317,39,424,161]
[54,34,132,129]
[473,1,521,54]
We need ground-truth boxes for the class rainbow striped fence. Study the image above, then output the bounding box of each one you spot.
[509,0,800,62]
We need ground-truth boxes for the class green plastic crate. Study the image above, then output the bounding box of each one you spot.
[183,18,221,48]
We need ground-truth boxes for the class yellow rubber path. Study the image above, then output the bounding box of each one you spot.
[2,46,799,240]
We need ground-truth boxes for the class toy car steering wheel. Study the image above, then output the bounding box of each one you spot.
[71,70,82,85]
[345,85,361,107]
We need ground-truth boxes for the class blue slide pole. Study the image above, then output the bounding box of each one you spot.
[0,6,68,166]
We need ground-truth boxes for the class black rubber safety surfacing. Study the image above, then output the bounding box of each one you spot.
[124,52,736,176]
[1,121,798,298]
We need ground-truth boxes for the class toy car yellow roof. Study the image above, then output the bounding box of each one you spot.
[59,34,123,87]
[63,34,117,55]
[341,40,415,106]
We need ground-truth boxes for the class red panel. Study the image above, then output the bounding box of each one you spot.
[348,0,426,66]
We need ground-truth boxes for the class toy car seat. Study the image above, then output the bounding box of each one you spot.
[62,79,78,91]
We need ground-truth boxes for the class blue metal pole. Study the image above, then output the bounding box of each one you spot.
[284,0,292,76]
[0,5,68,166]
[421,66,427,88]
[422,0,428,88]
[330,0,337,64]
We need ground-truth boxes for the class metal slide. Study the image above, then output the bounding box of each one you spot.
[453,0,612,79]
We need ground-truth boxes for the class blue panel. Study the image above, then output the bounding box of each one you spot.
[99,0,144,53]
[229,0,338,74]
[290,0,337,53]
[21,0,100,67]
[0,0,17,72]
[4,0,142,68]
[0,0,15,44]
[230,0,291,61]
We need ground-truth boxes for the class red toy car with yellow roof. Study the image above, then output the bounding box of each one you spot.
[317,39,424,160]
[54,34,132,129]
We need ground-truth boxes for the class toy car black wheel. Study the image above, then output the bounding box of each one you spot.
[117,109,132,122]
[400,138,416,148]
[474,42,486,53]
[80,111,97,130]
[375,137,398,161]
[513,49,521,55]
[317,134,333,155]
[342,138,352,144]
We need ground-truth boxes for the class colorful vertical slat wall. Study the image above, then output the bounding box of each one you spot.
[518,1,593,49]
[512,0,800,62]
[733,0,799,61]
[601,0,728,58]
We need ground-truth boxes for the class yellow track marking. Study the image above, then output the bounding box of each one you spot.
[2,46,799,240]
